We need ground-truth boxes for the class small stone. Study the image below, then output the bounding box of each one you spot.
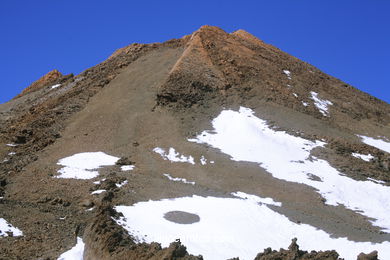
[115,157,134,166]
[79,199,94,208]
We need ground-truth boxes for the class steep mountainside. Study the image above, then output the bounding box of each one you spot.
[0,26,389,260]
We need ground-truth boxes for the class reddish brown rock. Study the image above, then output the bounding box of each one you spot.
[16,69,62,98]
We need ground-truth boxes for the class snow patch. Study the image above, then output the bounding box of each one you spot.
[153,147,195,164]
[163,173,195,185]
[310,91,333,116]
[189,107,390,232]
[352,152,374,162]
[0,218,23,237]
[51,84,61,89]
[116,180,128,188]
[293,93,298,98]
[301,101,309,107]
[200,156,207,165]
[55,152,119,179]
[114,195,390,260]
[283,70,291,79]
[6,144,17,147]
[91,189,106,195]
[93,178,106,185]
[57,237,85,260]
[121,165,135,171]
[358,135,390,154]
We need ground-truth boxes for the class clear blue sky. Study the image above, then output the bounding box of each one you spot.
[1,1,389,104]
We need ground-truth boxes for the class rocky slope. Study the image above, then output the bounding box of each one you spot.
[0,26,389,259]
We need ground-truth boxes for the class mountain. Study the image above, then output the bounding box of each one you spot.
[0,25,389,260]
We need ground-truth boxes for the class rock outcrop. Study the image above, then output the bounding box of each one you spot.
[16,69,63,98]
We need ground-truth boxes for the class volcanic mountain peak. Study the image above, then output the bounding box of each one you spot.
[1,26,390,259]
[189,24,227,36]
[156,26,231,106]
[232,29,261,41]
[156,26,390,134]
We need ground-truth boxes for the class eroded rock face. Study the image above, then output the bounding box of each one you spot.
[16,69,63,97]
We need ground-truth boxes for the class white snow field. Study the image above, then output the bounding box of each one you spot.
[352,152,374,162]
[358,135,390,154]
[114,194,390,260]
[163,173,195,185]
[153,147,195,164]
[310,91,333,116]
[0,218,23,237]
[57,237,85,260]
[189,107,390,232]
[55,152,119,179]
